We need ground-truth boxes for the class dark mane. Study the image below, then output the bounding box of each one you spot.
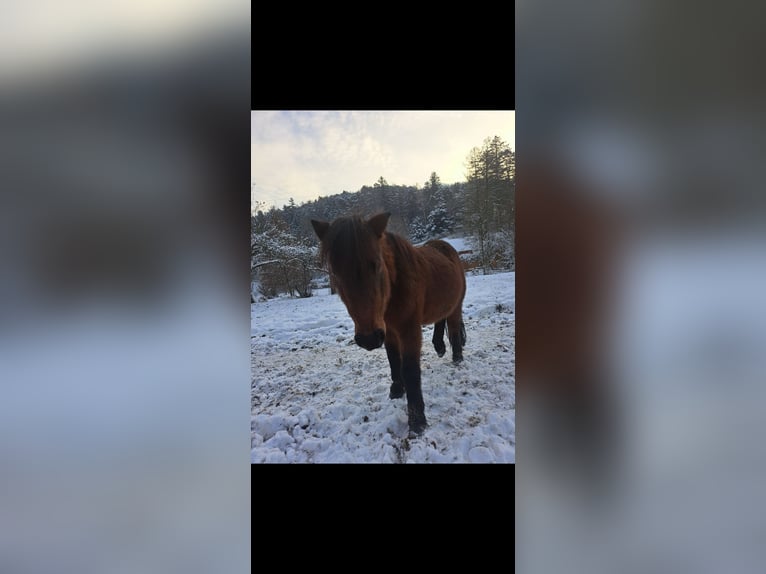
[319,215,376,275]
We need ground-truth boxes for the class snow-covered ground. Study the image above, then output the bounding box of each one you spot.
[441,236,472,253]
[251,271,515,463]
[519,232,766,573]
[414,236,472,253]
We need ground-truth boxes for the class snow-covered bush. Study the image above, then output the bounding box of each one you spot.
[252,217,319,299]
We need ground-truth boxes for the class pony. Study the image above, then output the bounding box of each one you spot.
[517,160,621,481]
[311,212,466,435]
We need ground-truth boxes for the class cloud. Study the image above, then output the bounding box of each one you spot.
[251,110,514,209]
[1,0,245,80]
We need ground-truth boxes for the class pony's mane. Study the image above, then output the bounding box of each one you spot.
[318,215,419,279]
[319,216,377,274]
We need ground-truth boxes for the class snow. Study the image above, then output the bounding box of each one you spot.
[519,232,766,573]
[415,236,472,253]
[441,236,472,253]
[251,272,515,463]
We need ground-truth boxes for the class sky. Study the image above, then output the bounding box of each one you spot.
[0,0,245,80]
[251,110,515,210]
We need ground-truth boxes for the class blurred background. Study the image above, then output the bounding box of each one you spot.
[517,1,766,573]
[0,1,250,572]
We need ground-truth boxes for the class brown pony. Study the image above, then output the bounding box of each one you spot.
[517,160,621,478]
[311,212,466,434]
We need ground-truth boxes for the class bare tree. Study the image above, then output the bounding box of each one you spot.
[464,136,515,272]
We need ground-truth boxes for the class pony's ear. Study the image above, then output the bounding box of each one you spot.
[367,212,391,238]
[311,219,330,240]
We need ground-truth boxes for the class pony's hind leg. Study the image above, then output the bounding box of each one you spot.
[446,312,466,363]
[432,319,447,357]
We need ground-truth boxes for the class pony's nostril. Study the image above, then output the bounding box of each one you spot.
[374,329,385,344]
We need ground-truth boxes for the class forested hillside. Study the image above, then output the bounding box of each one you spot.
[252,136,514,299]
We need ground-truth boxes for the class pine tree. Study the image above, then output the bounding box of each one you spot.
[425,187,454,238]
[409,215,428,243]
[422,172,442,219]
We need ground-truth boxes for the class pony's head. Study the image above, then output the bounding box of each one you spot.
[311,213,391,350]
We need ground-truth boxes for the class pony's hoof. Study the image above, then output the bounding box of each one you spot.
[434,342,446,357]
[452,355,464,364]
[389,384,404,399]
[408,416,428,435]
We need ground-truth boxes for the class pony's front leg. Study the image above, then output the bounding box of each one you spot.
[385,337,404,399]
[401,354,427,434]
[400,326,427,434]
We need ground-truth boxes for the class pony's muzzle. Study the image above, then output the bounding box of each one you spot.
[354,329,385,351]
